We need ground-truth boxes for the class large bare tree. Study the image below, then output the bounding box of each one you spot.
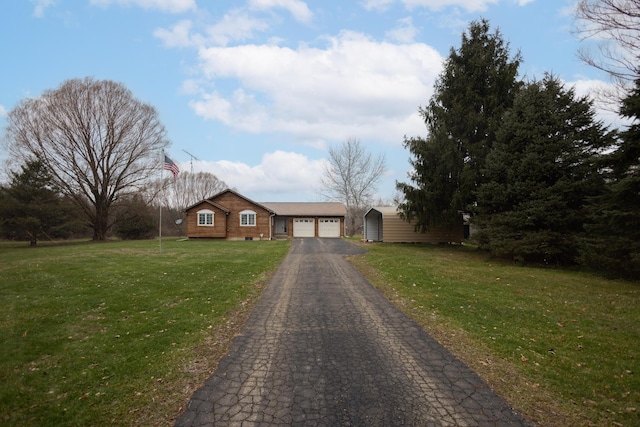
[4,77,169,240]
[574,0,640,102]
[320,138,387,235]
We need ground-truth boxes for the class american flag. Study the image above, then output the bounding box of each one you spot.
[164,155,179,179]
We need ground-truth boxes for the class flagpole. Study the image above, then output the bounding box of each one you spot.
[159,150,163,253]
[159,153,179,252]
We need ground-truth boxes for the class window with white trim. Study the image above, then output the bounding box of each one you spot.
[197,209,214,226]
[240,210,256,226]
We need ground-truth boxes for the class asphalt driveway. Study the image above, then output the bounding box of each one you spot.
[175,238,530,426]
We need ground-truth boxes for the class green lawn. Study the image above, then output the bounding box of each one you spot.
[0,238,290,426]
[348,242,639,427]
[2,238,638,426]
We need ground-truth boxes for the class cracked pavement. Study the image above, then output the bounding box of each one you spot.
[175,238,531,426]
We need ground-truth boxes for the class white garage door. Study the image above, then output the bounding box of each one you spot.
[318,218,340,238]
[293,218,315,237]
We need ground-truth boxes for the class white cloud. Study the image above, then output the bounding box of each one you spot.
[90,0,196,13]
[567,78,629,129]
[155,11,270,48]
[385,16,419,43]
[362,0,500,12]
[569,78,609,99]
[205,10,270,46]
[31,0,55,17]
[360,0,397,12]
[189,31,442,145]
[0,105,7,117]
[248,0,313,23]
[179,79,202,95]
[190,151,327,200]
[406,0,500,12]
[154,20,198,47]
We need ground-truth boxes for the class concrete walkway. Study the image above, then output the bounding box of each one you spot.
[175,238,531,426]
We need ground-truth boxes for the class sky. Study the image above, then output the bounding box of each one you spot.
[0,0,621,203]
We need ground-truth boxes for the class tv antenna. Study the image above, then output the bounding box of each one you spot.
[182,149,201,174]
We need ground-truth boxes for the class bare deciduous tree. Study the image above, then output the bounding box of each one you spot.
[574,0,640,102]
[4,77,169,240]
[163,170,229,210]
[320,138,387,235]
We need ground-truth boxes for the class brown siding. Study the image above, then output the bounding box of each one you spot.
[185,202,228,238]
[287,217,294,237]
[211,192,272,240]
[383,214,464,243]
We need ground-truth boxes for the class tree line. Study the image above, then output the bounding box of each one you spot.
[2,1,637,279]
[396,17,639,279]
[0,154,228,244]
[0,77,227,244]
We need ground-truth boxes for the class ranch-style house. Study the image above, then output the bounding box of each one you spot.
[185,189,347,240]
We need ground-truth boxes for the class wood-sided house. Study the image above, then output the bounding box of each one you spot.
[363,206,464,243]
[185,189,347,240]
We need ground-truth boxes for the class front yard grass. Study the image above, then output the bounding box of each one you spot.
[0,238,290,426]
[349,242,639,427]
[2,237,637,426]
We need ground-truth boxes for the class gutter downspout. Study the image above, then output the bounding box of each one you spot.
[269,213,275,240]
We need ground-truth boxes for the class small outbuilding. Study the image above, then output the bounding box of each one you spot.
[363,206,464,243]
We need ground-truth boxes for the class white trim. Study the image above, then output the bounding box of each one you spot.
[240,210,257,227]
[197,209,214,227]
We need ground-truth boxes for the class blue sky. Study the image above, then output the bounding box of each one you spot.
[0,0,618,202]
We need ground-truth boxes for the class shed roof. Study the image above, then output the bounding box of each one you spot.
[261,202,347,216]
[365,206,400,216]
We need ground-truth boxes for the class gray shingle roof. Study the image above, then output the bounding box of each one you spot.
[260,202,346,216]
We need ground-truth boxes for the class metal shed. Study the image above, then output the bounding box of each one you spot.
[363,206,464,243]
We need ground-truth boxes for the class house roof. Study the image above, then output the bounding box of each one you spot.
[208,189,275,213]
[261,202,347,217]
[184,189,346,217]
[184,199,231,213]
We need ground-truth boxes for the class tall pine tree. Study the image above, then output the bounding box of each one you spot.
[476,75,613,265]
[578,78,640,279]
[397,19,521,229]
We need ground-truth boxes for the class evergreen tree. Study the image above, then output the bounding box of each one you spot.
[578,78,640,279]
[0,159,83,246]
[476,75,613,265]
[397,19,521,229]
[398,126,463,229]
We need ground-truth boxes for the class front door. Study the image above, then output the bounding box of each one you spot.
[275,217,287,234]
